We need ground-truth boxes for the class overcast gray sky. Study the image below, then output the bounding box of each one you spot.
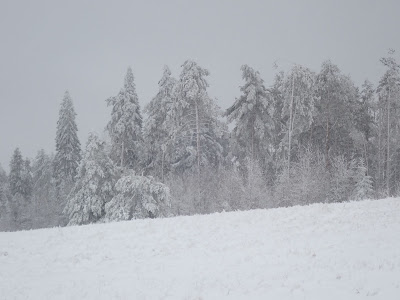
[1,0,399,171]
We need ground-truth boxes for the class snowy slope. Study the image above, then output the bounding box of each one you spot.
[0,198,400,300]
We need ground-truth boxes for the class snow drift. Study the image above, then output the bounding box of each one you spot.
[0,198,399,299]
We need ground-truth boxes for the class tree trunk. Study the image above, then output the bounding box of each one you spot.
[195,103,201,178]
[161,149,164,183]
[378,109,382,193]
[325,117,330,169]
[387,87,391,196]
[363,139,369,176]
[251,125,255,161]
[121,140,125,168]
[195,103,202,210]
[288,74,295,174]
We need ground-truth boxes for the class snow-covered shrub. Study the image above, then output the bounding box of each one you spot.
[328,156,356,203]
[105,171,171,221]
[274,149,329,207]
[167,162,272,216]
[351,157,374,200]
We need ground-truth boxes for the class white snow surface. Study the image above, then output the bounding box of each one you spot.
[1,198,400,299]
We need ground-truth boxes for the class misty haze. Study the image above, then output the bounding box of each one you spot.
[1,1,400,299]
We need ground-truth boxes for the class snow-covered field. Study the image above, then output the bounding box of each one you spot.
[0,198,399,299]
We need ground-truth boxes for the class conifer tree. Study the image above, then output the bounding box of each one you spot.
[226,65,272,165]
[173,60,225,175]
[54,91,81,187]
[32,150,54,194]
[64,133,117,226]
[313,61,358,167]
[21,159,33,199]
[0,164,6,184]
[8,148,31,229]
[105,170,170,221]
[106,67,143,170]
[225,64,274,197]
[9,148,24,197]
[352,157,374,201]
[0,165,8,220]
[31,150,57,228]
[143,66,177,180]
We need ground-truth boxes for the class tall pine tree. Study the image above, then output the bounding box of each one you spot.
[0,164,8,221]
[54,91,81,188]
[226,65,272,172]
[9,148,24,197]
[143,66,177,180]
[106,67,143,170]
[172,60,225,175]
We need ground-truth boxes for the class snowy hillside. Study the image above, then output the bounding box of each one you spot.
[1,198,400,299]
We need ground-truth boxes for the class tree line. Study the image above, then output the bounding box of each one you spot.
[0,51,399,231]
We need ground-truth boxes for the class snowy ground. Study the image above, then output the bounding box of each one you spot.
[0,198,399,299]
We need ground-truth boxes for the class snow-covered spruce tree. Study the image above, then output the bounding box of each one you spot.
[143,66,177,180]
[21,159,33,200]
[172,60,226,175]
[54,91,81,190]
[312,61,358,167]
[352,157,374,201]
[0,185,8,229]
[0,165,9,225]
[106,67,143,170]
[0,164,7,188]
[8,148,32,229]
[31,150,58,228]
[64,133,117,226]
[226,65,272,170]
[32,150,55,200]
[105,170,171,221]
[9,148,25,197]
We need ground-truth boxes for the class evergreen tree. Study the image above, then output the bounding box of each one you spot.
[0,165,8,220]
[312,61,358,167]
[226,64,274,194]
[356,80,375,143]
[31,150,57,228]
[8,148,31,229]
[32,150,54,194]
[54,91,81,187]
[0,164,6,183]
[106,67,143,170]
[64,133,117,226]
[9,148,24,197]
[172,60,226,175]
[143,66,177,180]
[105,171,170,221]
[226,65,272,166]
[352,157,374,201]
[21,159,33,200]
